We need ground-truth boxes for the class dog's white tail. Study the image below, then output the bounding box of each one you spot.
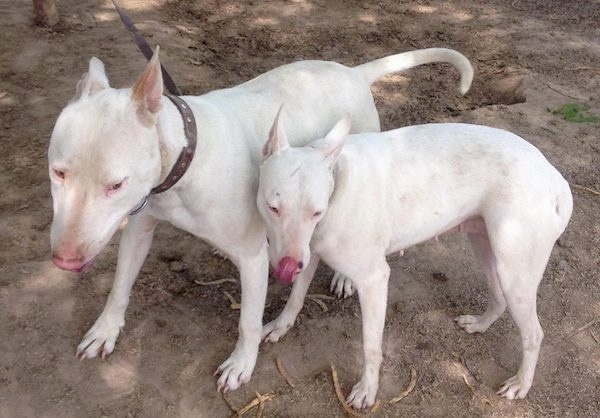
[354,48,474,95]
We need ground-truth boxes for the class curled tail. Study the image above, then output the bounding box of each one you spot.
[353,48,474,95]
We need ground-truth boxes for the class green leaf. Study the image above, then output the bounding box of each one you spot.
[552,103,599,123]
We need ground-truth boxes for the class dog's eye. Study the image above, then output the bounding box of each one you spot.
[110,181,123,191]
[268,205,279,215]
[106,179,127,195]
[53,168,65,180]
[313,211,322,218]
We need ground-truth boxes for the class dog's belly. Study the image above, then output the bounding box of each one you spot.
[387,215,486,256]
[445,217,487,235]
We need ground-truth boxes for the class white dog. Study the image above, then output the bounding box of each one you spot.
[257,113,572,408]
[48,46,473,392]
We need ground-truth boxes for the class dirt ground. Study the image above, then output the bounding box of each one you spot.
[1,0,599,416]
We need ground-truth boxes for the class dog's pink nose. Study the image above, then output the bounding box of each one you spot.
[52,254,87,272]
[275,256,301,285]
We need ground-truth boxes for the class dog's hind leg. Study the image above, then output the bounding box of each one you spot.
[262,254,320,342]
[496,272,544,399]
[455,233,507,333]
[346,259,390,410]
[492,226,554,399]
[330,271,355,298]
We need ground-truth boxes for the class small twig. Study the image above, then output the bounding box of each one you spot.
[307,293,336,300]
[389,367,417,403]
[255,392,268,418]
[462,373,476,397]
[235,392,275,417]
[194,278,238,286]
[330,363,373,417]
[370,400,382,414]
[456,356,494,406]
[465,375,494,406]
[222,393,237,413]
[566,318,600,339]
[570,183,600,197]
[256,399,265,418]
[544,82,584,101]
[307,295,329,312]
[305,293,335,312]
[460,356,478,382]
[276,357,295,388]
[572,66,600,73]
[223,291,241,310]
[590,329,599,344]
[539,126,557,135]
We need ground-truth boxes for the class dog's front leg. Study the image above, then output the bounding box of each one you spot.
[263,253,320,342]
[346,261,390,410]
[77,213,159,360]
[216,244,269,392]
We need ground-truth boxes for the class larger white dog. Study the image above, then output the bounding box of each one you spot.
[48,47,473,392]
[258,114,572,408]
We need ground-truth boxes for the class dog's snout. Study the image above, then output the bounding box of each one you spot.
[51,248,91,272]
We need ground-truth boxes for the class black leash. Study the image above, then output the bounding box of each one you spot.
[111,0,182,96]
[110,0,197,214]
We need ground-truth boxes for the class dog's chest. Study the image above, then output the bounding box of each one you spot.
[148,191,211,234]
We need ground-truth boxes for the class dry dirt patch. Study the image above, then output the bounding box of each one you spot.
[1,0,599,417]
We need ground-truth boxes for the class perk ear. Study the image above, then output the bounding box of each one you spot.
[73,57,110,101]
[132,46,163,116]
[312,116,351,166]
[262,105,289,159]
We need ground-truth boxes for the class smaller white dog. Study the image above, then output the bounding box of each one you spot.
[257,111,572,409]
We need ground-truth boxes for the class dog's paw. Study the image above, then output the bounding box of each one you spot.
[497,374,531,400]
[346,377,378,410]
[454,314,490,334]
[330,272,355,299]
[215,349,256,393]
[262,318,293,343]
[76,312,124,360]
[211,248,228,260]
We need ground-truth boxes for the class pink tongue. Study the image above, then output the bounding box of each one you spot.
[275,256,298,284]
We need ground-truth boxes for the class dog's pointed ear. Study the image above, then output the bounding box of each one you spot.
[73,57,110,101]
[132,46,163,116]
[262,105,289,159]
[313,116,351,166]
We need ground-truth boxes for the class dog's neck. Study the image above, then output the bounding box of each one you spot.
[154,97,190,188]
[326,155,347,211]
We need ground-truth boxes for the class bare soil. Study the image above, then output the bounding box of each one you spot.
[1,0,599,417]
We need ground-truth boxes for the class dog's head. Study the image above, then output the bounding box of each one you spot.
[258,108,351,284]
[48,48,165,272]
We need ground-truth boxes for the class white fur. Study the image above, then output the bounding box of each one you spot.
[258,118,572,409]
[48,47,473,392]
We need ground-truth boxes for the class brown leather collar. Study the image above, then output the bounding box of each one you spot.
[151,94,197,194]
[129,94,197,215]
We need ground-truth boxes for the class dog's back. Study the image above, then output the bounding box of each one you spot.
[321,123,572,252]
